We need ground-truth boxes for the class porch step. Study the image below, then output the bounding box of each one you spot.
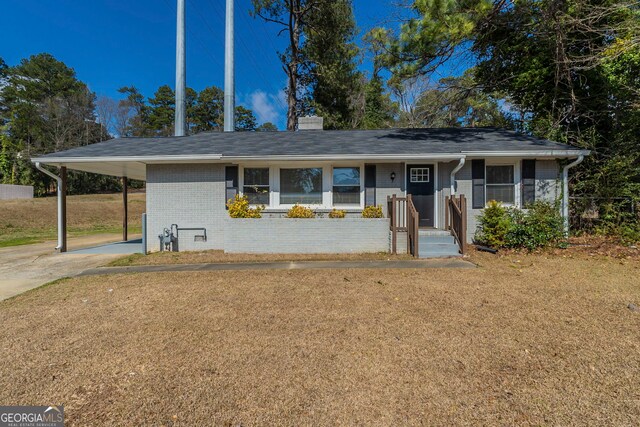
[419,235,456,245]
[418,229,452,237]
[418,231,462,259]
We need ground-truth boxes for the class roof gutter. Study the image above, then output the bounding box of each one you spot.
[450,157,466,195]
[34,162,64,251]
[462,149,591,158]
[562,154,585,235]
[31,154,224,164]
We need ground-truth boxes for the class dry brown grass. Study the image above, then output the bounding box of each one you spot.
[111,250,414,266]
[0,253,639,426]
[0,193,146,247]
[112,236,640,267]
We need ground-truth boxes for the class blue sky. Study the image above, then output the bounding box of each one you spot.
[1,1,465,130]
[0,0,470,129]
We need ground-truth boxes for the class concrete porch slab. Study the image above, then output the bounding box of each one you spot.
[70,239,143,255]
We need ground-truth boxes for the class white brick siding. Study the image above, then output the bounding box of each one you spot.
[146,164,227,252]
[225,218,390,253]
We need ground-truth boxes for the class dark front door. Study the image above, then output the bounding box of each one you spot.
[407,164,435,227]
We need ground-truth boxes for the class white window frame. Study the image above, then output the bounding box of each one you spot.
[409,167,430,183]
[330,165,364,209]
[238,162,365,210]
[240,166,271,206]
[277,166,326,207]
[485,160,521,207]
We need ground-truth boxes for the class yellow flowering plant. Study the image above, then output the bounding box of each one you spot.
[226,194,264,218]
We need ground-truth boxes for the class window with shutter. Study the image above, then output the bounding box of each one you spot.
[472,159,485,209]
[521,160,536,206]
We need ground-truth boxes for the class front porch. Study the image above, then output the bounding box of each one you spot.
[387,194,467,258]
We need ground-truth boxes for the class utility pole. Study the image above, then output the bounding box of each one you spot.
[175,0,186,136]
[224,0,235,132]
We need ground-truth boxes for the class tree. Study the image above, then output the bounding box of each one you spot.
[252,0,362,130]
[117,86,148,137]
[302,0,361,129]
[472,0,640,232]
[95,96,118,138]
[353,74,398,129]
[377,0,639,236]
[0,58,8,123]
[251,0,315,130]
[0,54,114,194]
[147,85,175,137]
[257,122,278,131]
[370,0,492,78]
[412,70,512,128]
[235,106,257,131]
[191,86,224,132]
[185,87,198,133]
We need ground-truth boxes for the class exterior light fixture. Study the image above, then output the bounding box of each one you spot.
[390,172,396,182]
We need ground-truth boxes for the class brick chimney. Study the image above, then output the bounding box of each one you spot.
[297,116,324,131]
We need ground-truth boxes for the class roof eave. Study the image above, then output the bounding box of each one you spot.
[32,149,589,165]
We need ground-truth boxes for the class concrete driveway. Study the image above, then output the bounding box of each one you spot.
[0,234,139,301]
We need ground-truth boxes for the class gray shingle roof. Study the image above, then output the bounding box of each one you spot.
[38,127,583,159]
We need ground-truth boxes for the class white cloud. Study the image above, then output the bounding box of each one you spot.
[247,89,286,125]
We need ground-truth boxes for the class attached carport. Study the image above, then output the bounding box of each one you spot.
[69,239,143,255]
[32,157,148,253]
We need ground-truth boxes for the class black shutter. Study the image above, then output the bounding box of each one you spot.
[225,166,238,208]
[364,164,376,206]
[521,159,536,206]
[472,159,485,209]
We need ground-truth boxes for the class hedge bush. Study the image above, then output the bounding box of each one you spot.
[226,195,264,218]
[475,201,565,250]
[362,205,383,218]
[328,209,346,218]
[286,204,315,218]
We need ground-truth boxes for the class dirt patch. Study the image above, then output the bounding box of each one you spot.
[1,254,638,425]
[110,250,414,266]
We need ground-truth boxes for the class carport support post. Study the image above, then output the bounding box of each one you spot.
[122,177,128,242]
[60,167,68,253]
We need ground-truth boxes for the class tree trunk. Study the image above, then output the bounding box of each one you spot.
[286,64,298,131]
[286,0,301,131]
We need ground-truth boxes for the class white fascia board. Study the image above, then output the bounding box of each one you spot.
[462,150,591,158]
[224,154,466,161]
[31,154,223,164]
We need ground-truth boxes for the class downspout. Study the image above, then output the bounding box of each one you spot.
[562,155,584,235]
[34,162,64,251]
[450,157,466,195]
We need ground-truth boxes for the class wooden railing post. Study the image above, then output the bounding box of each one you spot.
[445,195,450,230]
[391,194,397,254]
[460,195,467,254]
[416,214,419,257]
[406,194,412,254]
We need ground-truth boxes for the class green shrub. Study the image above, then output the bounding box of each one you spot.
[596,221,640,245]
[286,204,315,218]
[362,205,383,218]
[328,209,346,218]
[475,200,511,248]
[475,201,565,250]
[508,202,565,250]
[226,194,264,218]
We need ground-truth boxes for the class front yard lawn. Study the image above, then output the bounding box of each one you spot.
[0,252,638,425]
